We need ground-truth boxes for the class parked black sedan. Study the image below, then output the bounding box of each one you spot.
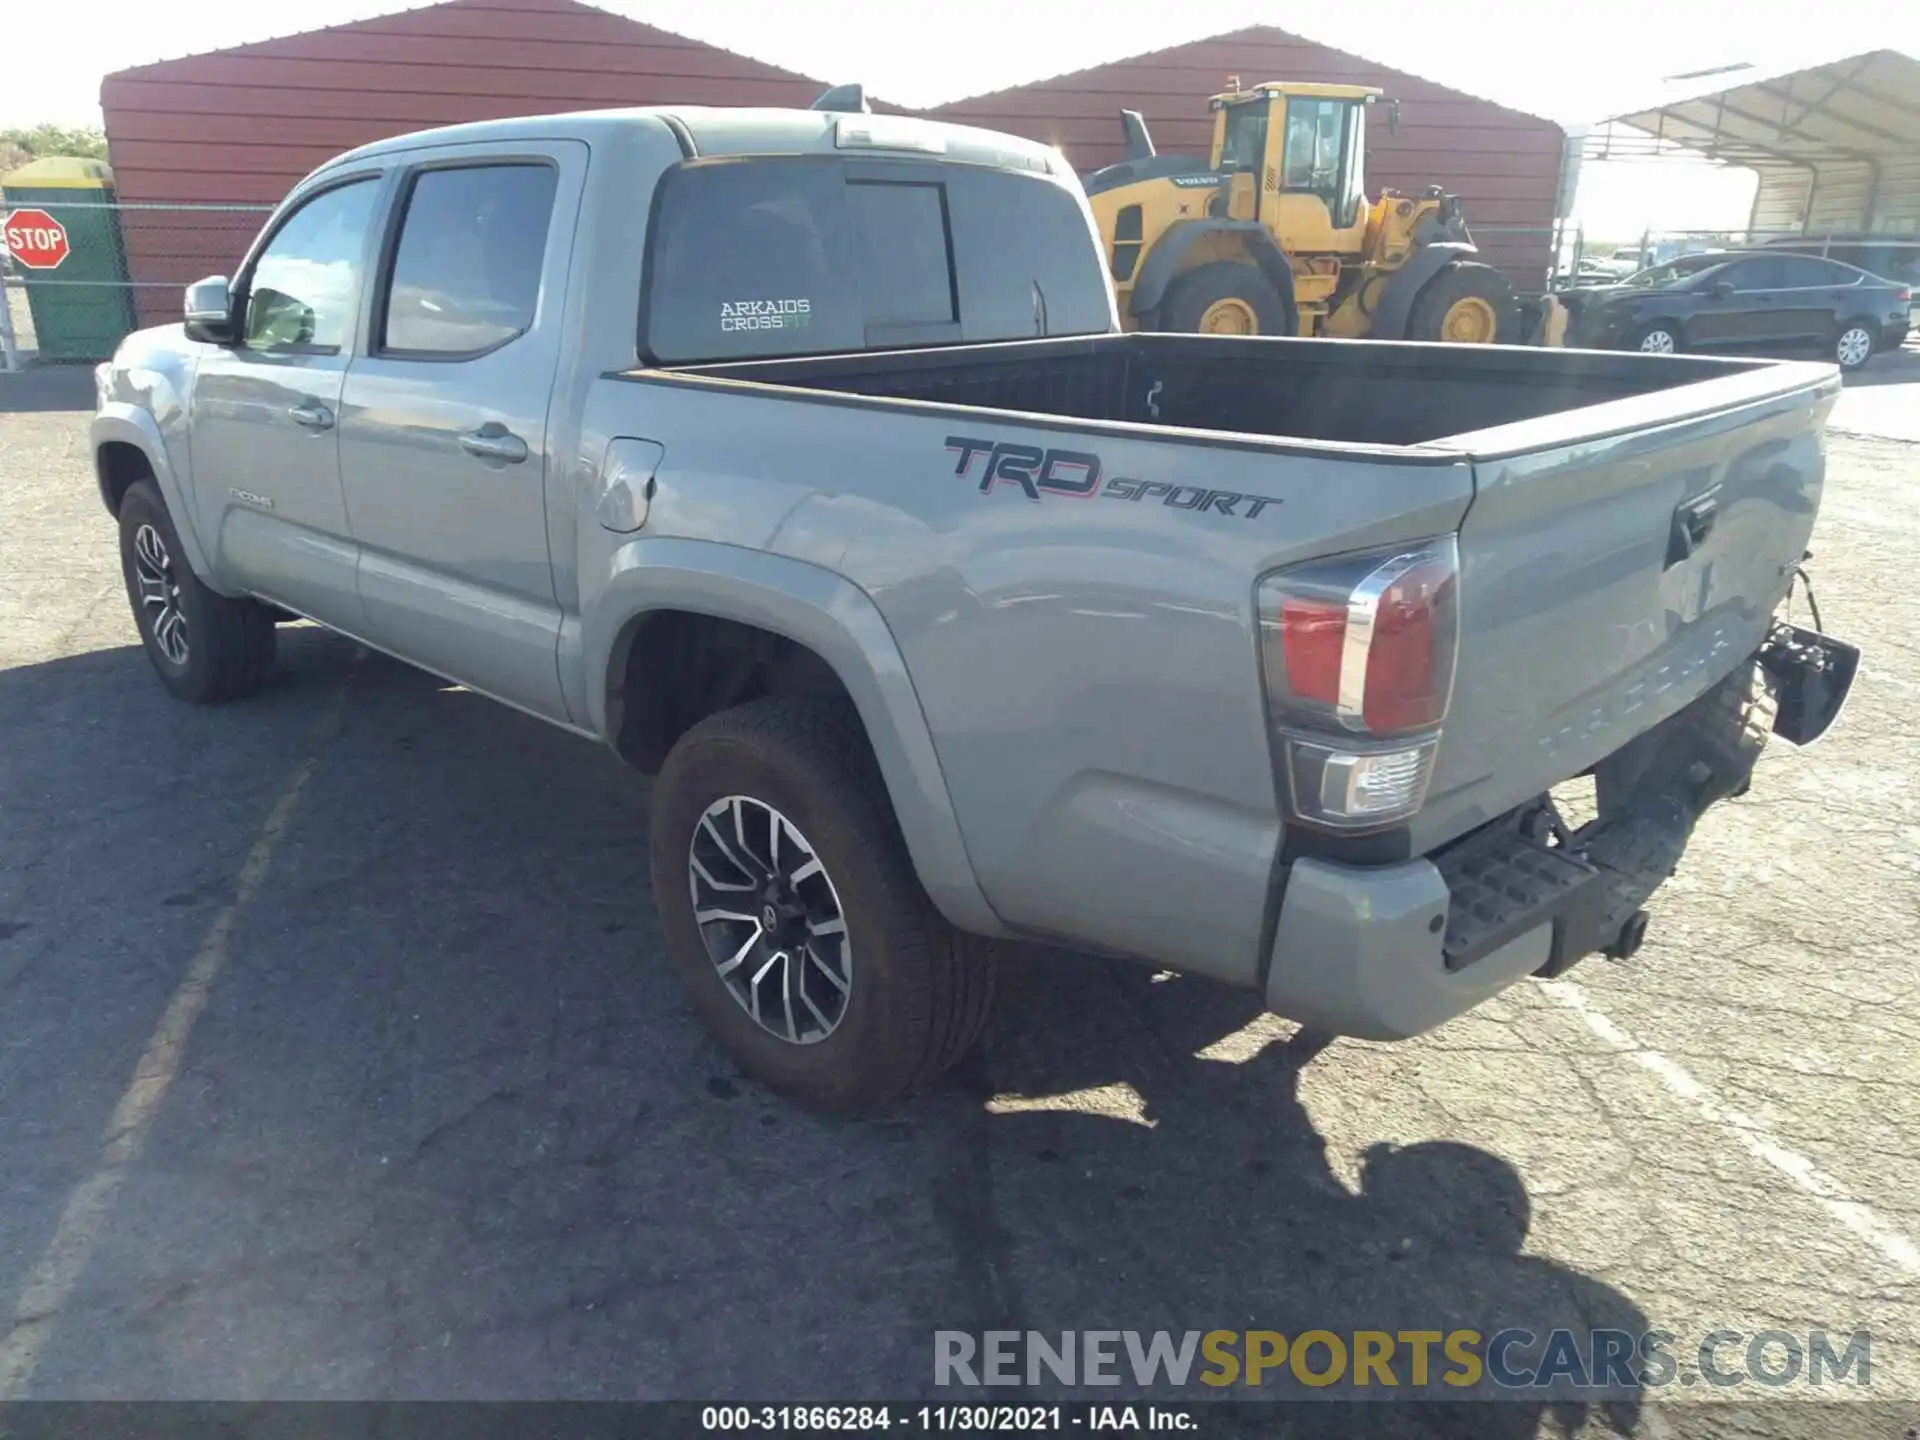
[1562,250,1911,370]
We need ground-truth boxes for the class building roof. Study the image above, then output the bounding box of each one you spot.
[930,25,1562,129]
[1596,50,1920,172]
[101,0,823,90]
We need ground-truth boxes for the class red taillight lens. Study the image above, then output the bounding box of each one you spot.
[1279,596,1346,708]
[1899,288,1912,303]
[1257,537,1460,829]
[1260,539,1459,738]
[1362,561,1457,733]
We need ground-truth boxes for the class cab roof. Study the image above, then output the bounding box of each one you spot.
[322,106,1063,178]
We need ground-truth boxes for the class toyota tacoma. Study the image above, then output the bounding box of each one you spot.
[93,97,1857,1108]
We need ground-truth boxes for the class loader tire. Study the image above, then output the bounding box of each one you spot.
[1405,261,1516,345]
[1155,261,1296,337]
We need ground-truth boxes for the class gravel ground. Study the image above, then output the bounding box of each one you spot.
[0,370,1916,1437]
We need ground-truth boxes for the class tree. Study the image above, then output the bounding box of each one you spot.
[1,124,110,176]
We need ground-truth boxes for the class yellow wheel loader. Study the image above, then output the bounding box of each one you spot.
[1085,80,1526,344]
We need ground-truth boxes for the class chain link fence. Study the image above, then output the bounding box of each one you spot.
[2,208,1908,370]
[1,200,271,369]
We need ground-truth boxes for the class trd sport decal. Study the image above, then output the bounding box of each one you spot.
[945,437,1281,520]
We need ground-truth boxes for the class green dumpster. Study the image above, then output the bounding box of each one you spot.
[2,155,140,362]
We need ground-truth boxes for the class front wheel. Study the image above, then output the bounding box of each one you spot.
[1633,322,1682,355]
[1153,260,1295,336]
[1404,261,1516,344]
[117,479,277,703]
[1834,322,1876,370]
[649,697,996,1110]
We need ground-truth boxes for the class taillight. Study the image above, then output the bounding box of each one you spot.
[1257,537,1459,829]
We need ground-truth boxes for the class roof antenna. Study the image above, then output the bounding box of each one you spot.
[811,84,871,114]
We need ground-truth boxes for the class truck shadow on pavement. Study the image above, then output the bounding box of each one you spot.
[0,634,1645,1431]
[955,959,1647,1437]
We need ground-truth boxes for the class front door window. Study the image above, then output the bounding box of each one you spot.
[242,179,379,353]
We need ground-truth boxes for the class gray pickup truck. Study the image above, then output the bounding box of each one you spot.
[93,99,1857,1108]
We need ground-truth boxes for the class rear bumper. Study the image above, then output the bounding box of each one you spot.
[1262,622,1858,1040]
[1265,854,1558,1041]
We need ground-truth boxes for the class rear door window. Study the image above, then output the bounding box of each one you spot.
[1775,256,1848,288]
[379,163,558,356]
[642,157,1109,363]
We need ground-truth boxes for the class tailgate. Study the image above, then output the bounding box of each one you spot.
[1411,360,1840,854]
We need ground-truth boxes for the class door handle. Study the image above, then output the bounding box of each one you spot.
[288,400,334,431]
[459,423,529,464]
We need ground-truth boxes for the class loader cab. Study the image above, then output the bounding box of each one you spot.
[1208,82,1378,255]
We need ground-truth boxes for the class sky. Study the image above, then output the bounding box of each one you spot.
[4,0,1915,235]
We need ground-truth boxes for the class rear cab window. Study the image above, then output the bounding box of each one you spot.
[640,155,1110,363]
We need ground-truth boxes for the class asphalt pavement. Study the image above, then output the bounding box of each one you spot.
[1,364,1917,1436]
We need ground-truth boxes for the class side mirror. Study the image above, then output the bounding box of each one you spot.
[183,275,235,344]
[1711,280,1735,299]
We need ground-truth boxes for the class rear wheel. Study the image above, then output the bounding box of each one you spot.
[117,479,276,703]
[1155,261,1295,337]
[1834,322,1876,370]
[1405,261,1516,344]
[649,697,997,1111]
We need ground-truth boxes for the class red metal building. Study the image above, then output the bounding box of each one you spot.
[99,4,1566,320]
[98,0,823,322]
[932,28,1567,288]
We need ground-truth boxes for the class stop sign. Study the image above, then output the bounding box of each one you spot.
[2,208,70,270]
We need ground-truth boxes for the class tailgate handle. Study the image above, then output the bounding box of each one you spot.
[1666,488,1720,567]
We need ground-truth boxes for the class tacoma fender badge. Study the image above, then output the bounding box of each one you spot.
[229,488,274,510]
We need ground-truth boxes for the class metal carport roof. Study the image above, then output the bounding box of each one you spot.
[1585,50,1920,236]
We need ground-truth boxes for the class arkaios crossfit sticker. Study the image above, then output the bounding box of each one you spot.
[946,436,1281,520]
[721,298,811,332]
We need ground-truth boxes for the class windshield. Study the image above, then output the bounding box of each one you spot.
[1281,99,1348,200]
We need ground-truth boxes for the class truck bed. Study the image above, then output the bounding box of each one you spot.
[612,332,1836,990]
[685,331,1789,450]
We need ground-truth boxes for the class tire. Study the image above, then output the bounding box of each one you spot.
[1631,321,1683,356]
[1404,261,1516,344]
[649,696,997,1110]
[1833,321,1876,370]
[1154,260,1295,337]
[117,479,277,703]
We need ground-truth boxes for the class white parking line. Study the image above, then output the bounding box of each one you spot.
[1540,978,1920,1280]
[0,695,341,1399]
